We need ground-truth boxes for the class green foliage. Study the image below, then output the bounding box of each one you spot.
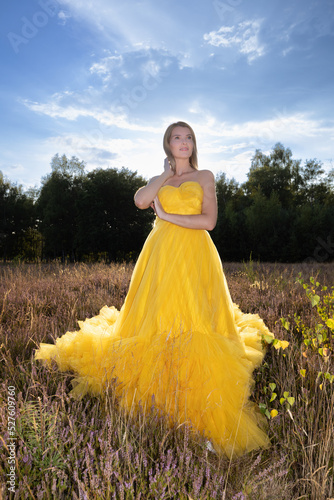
[294,274,334,359]
[280,274,334,392]
[36,156,154,261]
[16,398,66,479]
[245,143,300,208]
[212,172,247,261]
[2,143,334,262]
[0,172,37,261]
[211,143,334,262]
[75,167,154,261]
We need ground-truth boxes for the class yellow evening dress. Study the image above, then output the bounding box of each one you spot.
[35,181,273,458]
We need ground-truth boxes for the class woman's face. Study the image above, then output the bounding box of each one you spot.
[169,126,194,162]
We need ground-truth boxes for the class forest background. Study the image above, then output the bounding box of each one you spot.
[1,142,333,264]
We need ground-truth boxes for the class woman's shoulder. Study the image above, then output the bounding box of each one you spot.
[197,169,215,183]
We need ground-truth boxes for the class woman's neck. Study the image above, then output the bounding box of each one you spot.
[174,159,193,177]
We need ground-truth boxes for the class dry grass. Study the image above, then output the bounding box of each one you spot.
[0,261,333,499]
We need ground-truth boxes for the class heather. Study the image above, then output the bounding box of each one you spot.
[0,261,333,499]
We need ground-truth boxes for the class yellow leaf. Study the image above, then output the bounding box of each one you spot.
[300,369,306,378]
[326,318,334,329]
[270,409,278,418]
[273,339,290,350]
[319,384,323,391]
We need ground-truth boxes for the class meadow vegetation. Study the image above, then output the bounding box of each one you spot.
[0,261,333,499]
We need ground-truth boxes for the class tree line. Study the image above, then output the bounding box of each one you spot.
[0,144,333,263]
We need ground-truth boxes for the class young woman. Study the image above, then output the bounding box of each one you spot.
[35,121,273,458]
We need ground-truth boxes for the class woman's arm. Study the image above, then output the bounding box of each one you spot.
[153,170,217,231]
[134,159,174,209]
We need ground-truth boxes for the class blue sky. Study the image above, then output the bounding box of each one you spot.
[1,0,333,189]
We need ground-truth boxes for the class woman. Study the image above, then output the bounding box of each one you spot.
[35,121,273,458]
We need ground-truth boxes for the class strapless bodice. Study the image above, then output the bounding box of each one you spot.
[158,181,203,215]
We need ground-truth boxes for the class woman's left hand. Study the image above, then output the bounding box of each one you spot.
[153,196,166,220]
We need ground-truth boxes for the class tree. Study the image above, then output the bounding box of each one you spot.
[244,191,290,261]
[75,168,154,261]
[299,159,332,205]
[244,143,303,208]
[0,172,36,260]
[36,155,85,261]
[50,154,86,177]
[212,173,247,260]
[36,156,154,262]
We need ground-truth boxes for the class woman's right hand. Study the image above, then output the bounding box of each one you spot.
[164,157,174,177]
[134,158,174,210]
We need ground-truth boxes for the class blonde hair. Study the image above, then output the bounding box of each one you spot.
[163,121,198,170]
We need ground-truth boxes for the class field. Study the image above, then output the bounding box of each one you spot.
[0,261,333,499]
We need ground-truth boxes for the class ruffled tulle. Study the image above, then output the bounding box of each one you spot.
[35,181,273,458]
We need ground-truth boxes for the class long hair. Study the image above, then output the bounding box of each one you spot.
[163,121,198,170]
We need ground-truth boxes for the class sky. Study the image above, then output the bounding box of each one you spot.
[1,0,334,190]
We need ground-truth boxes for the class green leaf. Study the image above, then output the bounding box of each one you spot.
[259,403,267,415]
[310,294,320,307]
[283,391,290,399]
[269,383,276,392]
[280,398,286,405]
[300,369,306,378]
[270,393,277,402]
[287,397,295,406]
[280,318,290,331]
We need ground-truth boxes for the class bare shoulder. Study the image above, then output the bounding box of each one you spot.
[197,170,216,202]
[198,169,215,186]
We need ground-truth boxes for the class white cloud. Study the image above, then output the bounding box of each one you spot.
[57,10,71,25]
[203,20,265,63]
[19,89,334,186]
[89,54,124,82]
[21,94,162,133]
[43,132,164,181]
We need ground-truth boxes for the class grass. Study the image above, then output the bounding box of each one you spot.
[0,260,333,499]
